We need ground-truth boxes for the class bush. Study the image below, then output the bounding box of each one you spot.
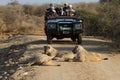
[98,0,120,48]
[0,4,45,40]
[2,9,17,25]
[23,4,48,17]
[76,9,100,36]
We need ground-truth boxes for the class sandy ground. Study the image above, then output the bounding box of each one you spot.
[0,35,120,80]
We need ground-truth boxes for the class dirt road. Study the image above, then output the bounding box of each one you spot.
[0,35,120,80]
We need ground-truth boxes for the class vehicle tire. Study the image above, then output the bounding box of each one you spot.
[77,34,82,44]
[71,37,76,42]
[47,35,52,44]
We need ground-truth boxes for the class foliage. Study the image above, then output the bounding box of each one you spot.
[8,0,19,5]
[98,0,120,48]
[76,9,99,36]
[2,9,17,25]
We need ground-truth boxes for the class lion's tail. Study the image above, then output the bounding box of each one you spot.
[102,58,109,60]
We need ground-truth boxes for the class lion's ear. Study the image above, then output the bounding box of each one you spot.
[72,45,78,53]
[44,46,46,48]
[44,45,50,49]
[47,45,52,49]
[48,46,50,49]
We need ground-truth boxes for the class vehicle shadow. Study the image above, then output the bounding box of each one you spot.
[18,39,76,46]
[23,38,111,53]
[0,37,111,55]
[52,39,76,45]
[25,40,47,45]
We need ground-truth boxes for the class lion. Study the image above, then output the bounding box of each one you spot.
[44,45,76,61]
[72,45,108,62]
[19,53,60,66]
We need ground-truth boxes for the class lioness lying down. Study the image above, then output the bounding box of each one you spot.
[44,45,76,61]
[72,45,108,62]
[20,53,60,66]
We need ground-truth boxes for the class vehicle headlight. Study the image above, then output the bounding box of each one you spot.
[79,20,82,22]
[48,24,56,29]
[75,24,82,29]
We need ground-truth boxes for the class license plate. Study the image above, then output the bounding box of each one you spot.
[63,31,70,34]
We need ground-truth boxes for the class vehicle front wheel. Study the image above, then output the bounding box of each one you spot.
[47,35,52,44]
[71,37,76,42]
[77,34,82,44]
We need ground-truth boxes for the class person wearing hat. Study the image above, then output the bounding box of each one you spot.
[47,3,56,16]
[45,3,56,20]
[63,3,69,16]
[66,4,75,17]
[49,3,54,8]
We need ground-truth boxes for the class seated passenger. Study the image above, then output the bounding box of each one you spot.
[66,5,76,17]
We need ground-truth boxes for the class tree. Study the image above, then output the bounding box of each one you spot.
[9,0,19,5]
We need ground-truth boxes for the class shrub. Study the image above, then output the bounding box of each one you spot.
[2,8,17,25]
[98,0,120,48]
[76,9,100,36]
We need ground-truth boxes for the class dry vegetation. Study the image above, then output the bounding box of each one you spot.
[0,3,46,40]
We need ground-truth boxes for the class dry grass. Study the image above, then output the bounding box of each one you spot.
[0,16,45,41]
[0,4,46,41]
[73,2,99,14]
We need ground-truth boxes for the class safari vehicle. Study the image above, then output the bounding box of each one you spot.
[44,16,83,44]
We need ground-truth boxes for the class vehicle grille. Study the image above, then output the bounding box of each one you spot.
[59,24,72,30]
[59,24,73,34]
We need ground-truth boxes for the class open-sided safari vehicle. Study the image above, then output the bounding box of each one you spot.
[44,16,83,44]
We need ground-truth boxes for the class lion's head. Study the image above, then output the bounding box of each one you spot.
[44,45,52,56]
[72,45,87,54]
[72,45,87,62]
[44,45,58,57]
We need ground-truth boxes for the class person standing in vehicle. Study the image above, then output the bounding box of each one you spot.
[45,3,56,20]
[63,3,69,16]
[66,4,75,17]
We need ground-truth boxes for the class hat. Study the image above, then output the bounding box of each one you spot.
[69,5,72,8]
[64,3,68,6]
[49,3,54,8]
